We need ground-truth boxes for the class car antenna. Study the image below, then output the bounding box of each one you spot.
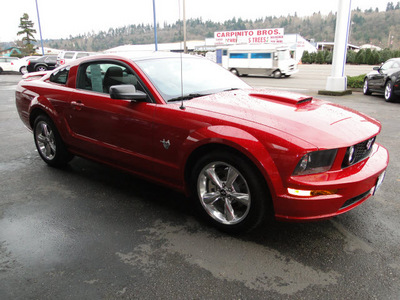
[178,0,185,110]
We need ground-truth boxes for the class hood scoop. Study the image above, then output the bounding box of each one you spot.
[249,91,313,106]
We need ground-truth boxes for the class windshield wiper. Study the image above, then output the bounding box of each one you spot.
[223,88,239,92]
[168,93,210,102]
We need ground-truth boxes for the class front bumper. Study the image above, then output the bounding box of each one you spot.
[273,143,389,221]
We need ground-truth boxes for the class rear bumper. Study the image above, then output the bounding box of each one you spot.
[273,143,389,221]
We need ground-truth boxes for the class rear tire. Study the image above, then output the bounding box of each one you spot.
[363,79,372,95]
[33,115,73,167]
[191,150,270,233]
[230,68,239,76]
[35,65,48,72]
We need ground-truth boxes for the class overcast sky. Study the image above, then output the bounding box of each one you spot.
[1,0,388,42]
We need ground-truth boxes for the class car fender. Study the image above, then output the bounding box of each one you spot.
[181,125,283,199]
[28,95,63,134]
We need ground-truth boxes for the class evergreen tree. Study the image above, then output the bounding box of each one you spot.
[17,13,37,55]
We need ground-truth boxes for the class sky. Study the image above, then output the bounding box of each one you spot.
[1,0,388,42]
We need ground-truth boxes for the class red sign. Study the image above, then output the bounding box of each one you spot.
[214,28,284,45]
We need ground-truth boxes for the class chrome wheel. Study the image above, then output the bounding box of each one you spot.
[384,81,393,102]
[197,161,251,225]
[35,120,56,160]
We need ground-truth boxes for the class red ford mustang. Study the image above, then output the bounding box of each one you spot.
[15,52,389,233]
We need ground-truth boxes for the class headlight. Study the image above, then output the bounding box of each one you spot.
[293,149,337,175]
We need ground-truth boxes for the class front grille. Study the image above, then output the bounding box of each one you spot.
[339,189,371,210]
[341,137,375,168]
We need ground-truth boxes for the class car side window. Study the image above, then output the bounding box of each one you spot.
[49,67,69,85]
[76,62,143,95]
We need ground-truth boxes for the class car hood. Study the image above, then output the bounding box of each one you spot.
[184,89,381,149]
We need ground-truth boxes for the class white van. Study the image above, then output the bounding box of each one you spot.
[217,44,298,78]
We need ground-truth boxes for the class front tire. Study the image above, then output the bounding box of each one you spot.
[363,78,372,95]
[191,151,270,233]
[273,70,282,79]
[384,80,396,102]
[33,115,73,167]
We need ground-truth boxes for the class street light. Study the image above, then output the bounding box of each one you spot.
[35,0,45,55]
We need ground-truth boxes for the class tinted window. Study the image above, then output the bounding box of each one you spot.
[230,53,248,59]
[50,67,69,84]
[250,53,271,59]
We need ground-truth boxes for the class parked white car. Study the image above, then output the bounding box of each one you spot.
[11,56,37,74]
[0,57,19,73]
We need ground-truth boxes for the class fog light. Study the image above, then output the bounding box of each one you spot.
[288,188,337,197]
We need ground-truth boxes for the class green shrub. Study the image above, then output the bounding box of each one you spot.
[347,74,366,88]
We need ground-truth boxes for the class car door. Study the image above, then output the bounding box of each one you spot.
[369,60,393,91]
[66,61,157,176]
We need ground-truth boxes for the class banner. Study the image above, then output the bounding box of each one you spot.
[214,28,284,45]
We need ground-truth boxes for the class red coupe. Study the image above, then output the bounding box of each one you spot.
[15,52,389,233]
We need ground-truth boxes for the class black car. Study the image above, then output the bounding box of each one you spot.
[363,58,400,102]
[27,55,58,73]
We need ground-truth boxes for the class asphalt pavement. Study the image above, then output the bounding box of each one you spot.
[1,69,399,299]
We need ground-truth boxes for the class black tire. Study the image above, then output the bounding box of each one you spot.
[384,80,396,102]
[35,65,48,72]
[191,150,271,233]
[273,70,282,79]
[230,68,239,76]
[33,115,73,167]
[363,78,372,95]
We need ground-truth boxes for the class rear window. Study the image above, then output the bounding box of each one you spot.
[50,67,69,84]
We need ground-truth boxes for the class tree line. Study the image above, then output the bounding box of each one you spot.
[302,48,400,65]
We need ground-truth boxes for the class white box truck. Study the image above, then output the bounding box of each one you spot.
[216,44,298,78]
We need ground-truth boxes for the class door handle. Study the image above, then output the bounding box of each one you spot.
[71,101,84,111]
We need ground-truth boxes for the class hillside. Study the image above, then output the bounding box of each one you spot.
[39,8,400,51]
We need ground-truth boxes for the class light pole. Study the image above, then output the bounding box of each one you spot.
[35,0,44,55]
[152,0,158,51]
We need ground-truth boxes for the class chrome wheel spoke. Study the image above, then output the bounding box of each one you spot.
[224,199,236,222]
[203,192,221,205]
[226,166,239,189]
[204,167,223,190]
[230,192,250,207]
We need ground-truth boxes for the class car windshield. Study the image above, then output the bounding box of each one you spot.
[135,57,250,102]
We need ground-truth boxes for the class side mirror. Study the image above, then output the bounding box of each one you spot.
[109,85,147,101]
[373,66,380,71]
